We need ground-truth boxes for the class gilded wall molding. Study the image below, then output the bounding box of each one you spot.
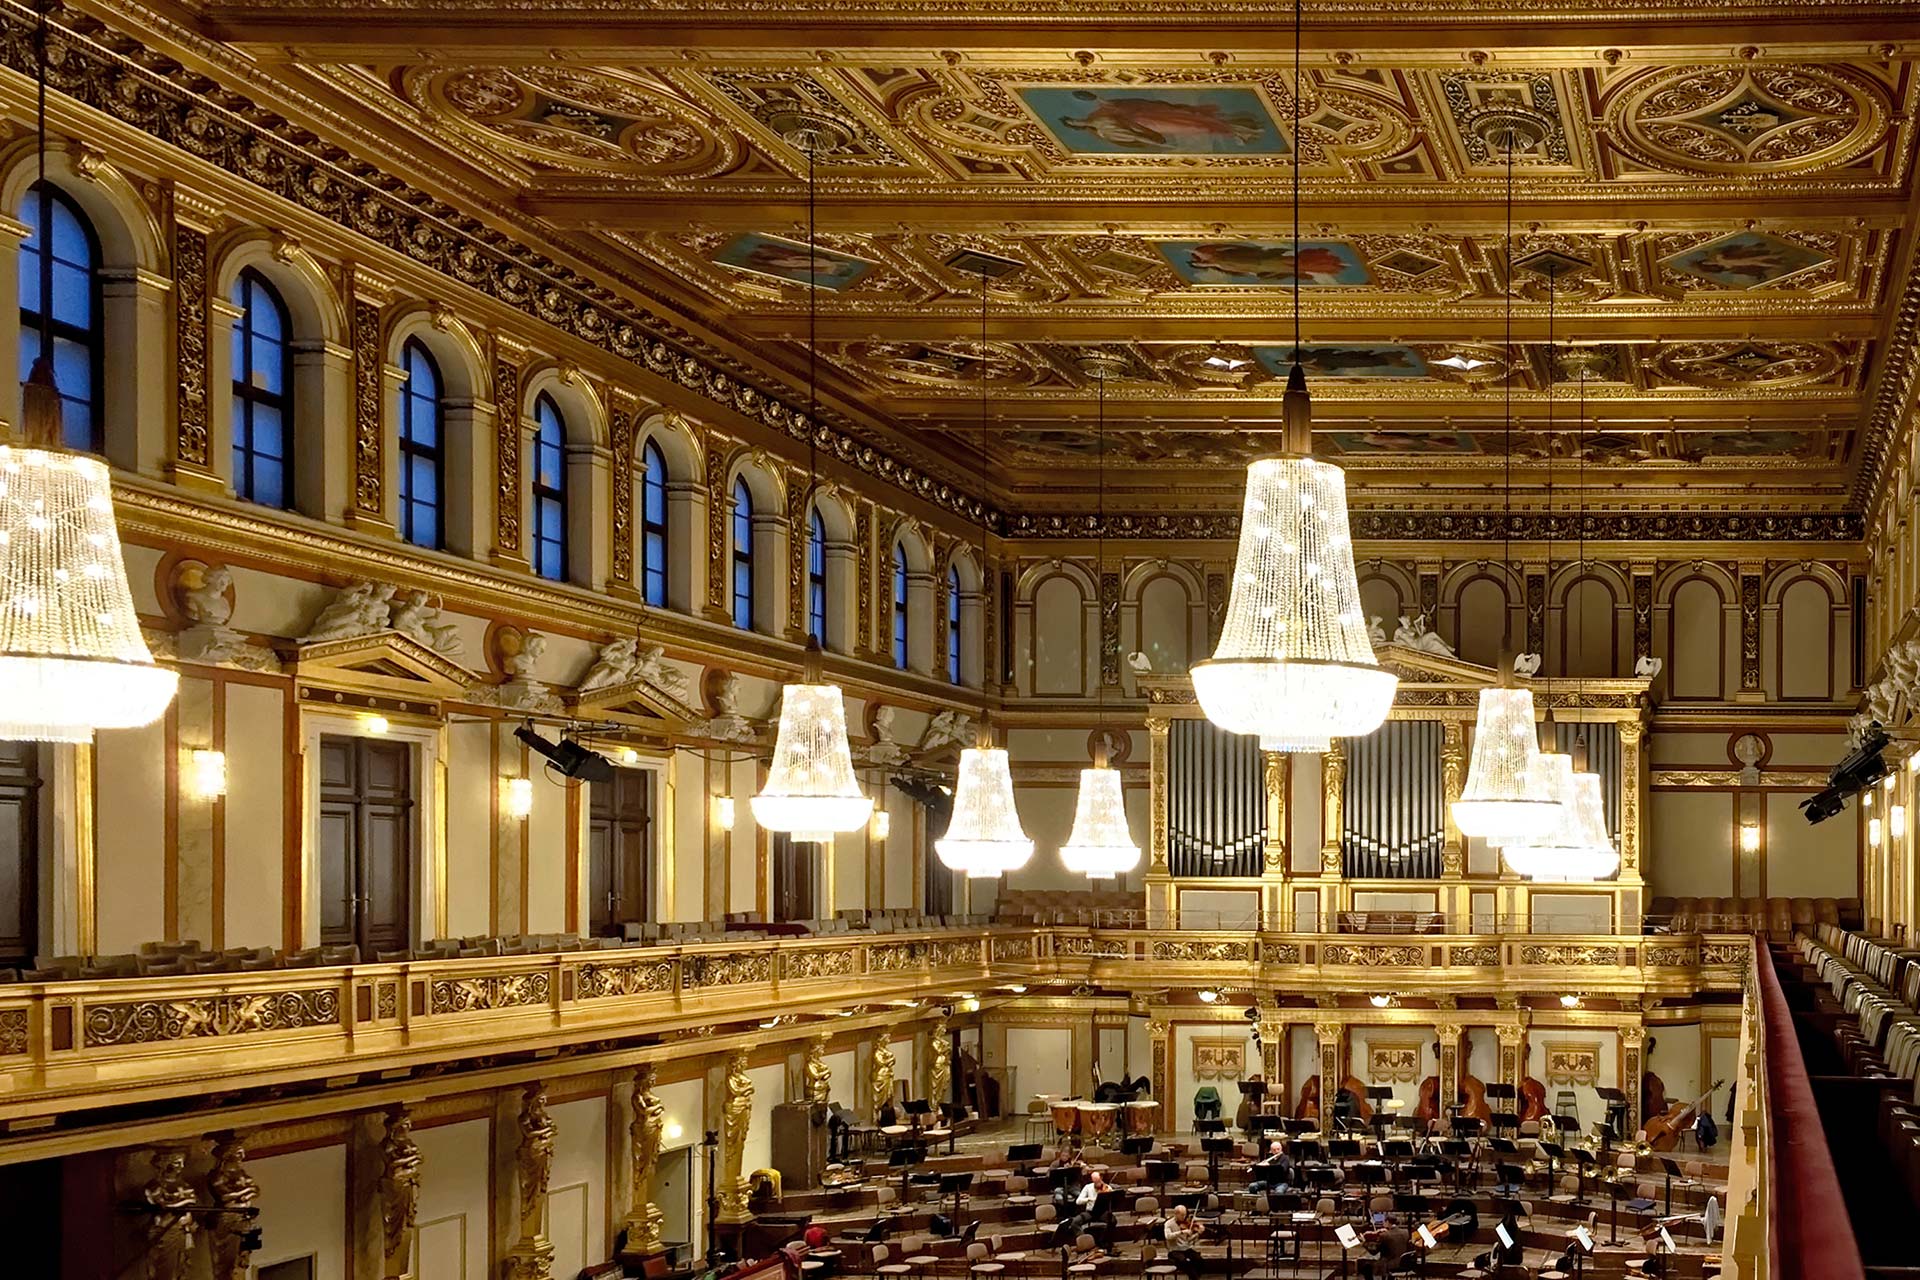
[1007,509,1864,543]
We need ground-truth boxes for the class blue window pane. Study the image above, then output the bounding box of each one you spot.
[52,337,90,398]
[536,440,563,488]
[251,456,285,510]
[251,404,285,457]
[17,243,35,311]
[404,393,438,447]
[250,335,284,394]
[59,397,92,454]
[51,262,90,326]
[407,506,438,551]
[250,290,283,342]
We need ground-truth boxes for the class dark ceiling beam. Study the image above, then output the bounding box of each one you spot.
[195,8,1920,58]
[881,397,1855,422]
[535,193,1909,231]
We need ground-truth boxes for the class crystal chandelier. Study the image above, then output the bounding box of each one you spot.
[752,668,872,843]
[752,118,871,844]
[1058,355,1140,879]
[1191,20,1395,752]
[937,744,1033,878]
[0,10,176,743]
[1502,754,1617,881]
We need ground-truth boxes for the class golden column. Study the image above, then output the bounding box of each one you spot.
[718,1050,756,1224]
[1441,720,1467,878]
[1618,719,1646,878]
[1148,716,1171,874]
[1621,1024,1647,1136]
[1263,752,1291,922]
[1315,1021,1344,1107]
[503,1084,557,1280]
[624,1065,668,1257]
[1148,1017,1171,1132]
[1321,740,1346,875]
[1436,1021,1463,1124]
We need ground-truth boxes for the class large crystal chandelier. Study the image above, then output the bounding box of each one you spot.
[752,119,870,844]
[1191,31,1395,751]
[1502,753,1617,881]
[0,10,176,743]
[937,743,1033,878]
[1451,115,1556,843]
[1058,355,1140,879]
[753,664,872,843]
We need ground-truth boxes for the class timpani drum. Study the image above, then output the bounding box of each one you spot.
[1124,1100,1160,1136]
[1051,1101,1082,1136]
[1079,1101,1119,1144]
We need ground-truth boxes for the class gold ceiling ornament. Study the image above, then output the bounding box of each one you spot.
[1608,62,1889,177]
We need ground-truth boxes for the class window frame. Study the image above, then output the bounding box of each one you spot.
[640,439,669,608]
[808,508,828,645]
[947,565,963,684]
[892,544,910,670]
[731,477,755,630]
[530,391,569,582]
[18,182,104,454]
[397,337,446,550]
[229,267,294,508]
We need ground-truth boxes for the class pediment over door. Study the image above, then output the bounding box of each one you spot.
[288,630,475,698]
[568,678,702,733]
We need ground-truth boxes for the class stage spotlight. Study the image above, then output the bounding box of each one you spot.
[514,724,615,783]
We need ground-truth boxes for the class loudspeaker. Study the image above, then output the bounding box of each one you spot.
[771,1101,827,1190]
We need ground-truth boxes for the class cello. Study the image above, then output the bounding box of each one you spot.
[1644,1079,1724,1151]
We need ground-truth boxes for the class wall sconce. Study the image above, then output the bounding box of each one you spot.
[362,713,391,736]
[1560,993,1583,1009]
[664,1121,684,1142]
[1894,805,1907,841]
[617,747,640,766]
[712,796,736,832]
[187,749,227,800]
[502,776,533,820]
[1197,988,1220,1004]
[870,810,891,841]
[1886,773,1898,794]
[1738,823,1760,854]
[1870,817,1883,848]
[1864,790,1874,810]
[1908,752,1919,775]
[1370,994,1395,1009]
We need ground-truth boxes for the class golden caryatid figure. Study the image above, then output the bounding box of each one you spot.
[718,1049,754,1223]
[141,1147,198,1280]
[208,1134,260,1280]
[870,1040,897,1122]
[378,1107,422,1279]
[626,1064,667,1254]
[926,1017,951,1109]
[803,1031,833,1106]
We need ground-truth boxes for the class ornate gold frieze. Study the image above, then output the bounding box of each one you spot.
[930,939,984,967]
[869,942,925,972]
[429,972,551,1013]
[1702,941,1750,966]
[0,1009,27,1056]
[84,989,341,1045]
[577,959,677,998]
[1518,944,1620,966]
[1151,939,1250,963]
[1266,942,1302,963]
[781,948,857,981]
[688,953,773,988]
[992,935,1035,961]
[1543,1040,1602,1087]
[1008,509,1863,543]
[1645,944,1698,967]
[1368,1040,1423,1083]
[1055,935,1128,959]
[172,222,211,469]
[1449,944,1501,967]
[1324,943,1426,967]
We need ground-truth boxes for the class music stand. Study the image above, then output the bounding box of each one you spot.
[1201,1136,1236,1190]
[1290,1138,1325,1165]
[1567,1224,1594,1279]
[1495,1162,1528,1197]
[1333,1222,1362,1279]
[1285,1118,1313,1137]
[1591,1119,1617,1163]
[1383,1137,1414,1186]
[1328,1137,1362,1164]
[1597,1087,1629,1143]
[889,1145,924,1199]
[1195,1117,1227,1136]
[1120,1136,1154,1157]
[1538,1138,1565,1184]
[938,1172,973,1230]
[1009,1143,1043,1176]
[1144,1159,1179,1192]
[1604,1173,1627,1244]
[1657,1156,1683,1216]
[1365,1086,1394,1139]
[1570,1147,1597,1203]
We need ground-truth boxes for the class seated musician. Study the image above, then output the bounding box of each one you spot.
[1162,1204,1207,1278]
[1050,1141,1087,1172]
[1059,1170,1109,1240]
[1332,1087,1360,1126]
[1247,1140,1294,1193]
[1358,1223,1410,1279]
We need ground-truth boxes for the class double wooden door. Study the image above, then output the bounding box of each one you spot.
[588,768,651,935]
[318,735,412,958]
[0,741,41,968]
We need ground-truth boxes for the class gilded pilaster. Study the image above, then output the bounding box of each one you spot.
[1148,717,1170,873]
[1496,1021,1527,1104]
[704,434,732,622]
[1619,719,1646,876]
[1321,739,1345,874]
[804,1031,833,1105]
[1099,569,1121,687]
[1441,720,1466,877]
[168,191,215,482]
[786,465,810,641]
[718,1050,755,1224]
[208,1133,260,1280]
[1314,1021,1344,1107]
[608,392,640,595]
[491,335,528,566]
[1621,1024,1647,1136]
[1262,751,1289,880]
[1738,564,1765,697]
[854,501,875,657]
[345,266,394,531]
[624,1065,667,1256]
[1436,1021,1462,1124]
[1148,1018,1170,1131]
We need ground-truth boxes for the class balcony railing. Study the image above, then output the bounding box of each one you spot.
[0,923,1752,1126]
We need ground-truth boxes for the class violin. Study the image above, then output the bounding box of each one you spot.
[1519,1077,1550,1125]
[1644,1079,1725,1151]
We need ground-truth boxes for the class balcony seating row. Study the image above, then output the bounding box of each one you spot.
[1648,895,1860,937]
[993,890,1144,925]
[1785,924,1920,1253]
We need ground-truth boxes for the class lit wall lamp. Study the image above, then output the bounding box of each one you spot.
[1370,994,1395,1009]
[617,747,640,765]
[870,809,891,841]
[1739,823,1760,854]
[1870,816,1884,848]
[187,749,227,800]
[1560,993,1583,1009]
[712,796,736,832]
[1197,988,1220,1004]
[1908,752,1919,775]
[502,776,533,820]
[664,1120,684,1142]
[1865,790,1874,810]
[1894,804,1907,841]
[1886,773,1898,794]
[363,713,391,736]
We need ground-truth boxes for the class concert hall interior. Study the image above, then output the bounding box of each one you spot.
[6,1,1920,1278]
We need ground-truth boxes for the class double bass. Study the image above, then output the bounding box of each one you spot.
[1415,1074,1494,1125]
[1643,1079,1725,1151]
[1519,1077,1550,1126]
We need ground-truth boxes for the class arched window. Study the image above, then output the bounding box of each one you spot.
[731,478,754,630]
[808,509,828,644]
[530,392,568,581]
[398,338,444,549]
[640,440,669,607]
[229,268,291,508]
[18,183,102,453]
[947,566,963,684]
[892,545,910,670]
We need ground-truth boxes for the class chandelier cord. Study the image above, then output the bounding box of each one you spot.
[1542,268,1554,716]
[1291,0,1302,366]
[1502,135,1515,653]
[977,261,992,720]
[1576,344,1588,724]
[1095,363,1107,754]
[804,138,818,527]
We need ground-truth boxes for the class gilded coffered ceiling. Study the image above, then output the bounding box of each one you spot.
[114,0,1920,515]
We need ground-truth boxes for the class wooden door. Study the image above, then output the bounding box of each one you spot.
[318,735,413,957]
[771,834,815,923]
[588,768,651,935]
[0,741,42,967]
